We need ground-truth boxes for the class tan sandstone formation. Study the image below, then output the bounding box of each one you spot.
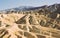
[0,13,60,38]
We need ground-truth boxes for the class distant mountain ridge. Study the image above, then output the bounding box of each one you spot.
[5,6,34,11]
[0,4,60,14]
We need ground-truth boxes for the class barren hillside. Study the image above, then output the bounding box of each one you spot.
[0,4,60,38]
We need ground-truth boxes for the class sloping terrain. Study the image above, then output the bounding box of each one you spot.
[0,4,60,38]
[0,13,60,38]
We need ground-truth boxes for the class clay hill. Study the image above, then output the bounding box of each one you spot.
[0,4,60,38]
